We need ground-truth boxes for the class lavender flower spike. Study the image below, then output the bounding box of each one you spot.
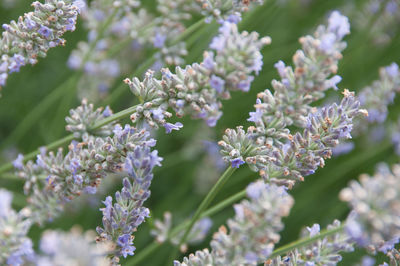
[0,0,80,91]
[175,181,294,266]
[96,145,162,262]
[220,90,368,188]
[266,220,354,266]
[125,22,270,129]
[0,189,35,265]
[340,163,400,254]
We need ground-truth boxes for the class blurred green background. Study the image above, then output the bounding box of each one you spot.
[0,0,399,265]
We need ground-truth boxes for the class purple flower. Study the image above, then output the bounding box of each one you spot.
[0,189,12,217]
[209,75,225,93]
[117,234,136,258]
[367,108,387,123]
[325,75,342,90]
[152,108,164,121]
[361,256,375,266]
[327,11,350,39]
[73,174,83,185]
[163,122,183,134]
[244,251,258,264]
[73,0,87,13]
[38,25,53,38]
[65,18,76,31]
[319,33,336,52]
[226,14,242,24]
[8,54,26,73]
[84,186,97,194]
[101,196,113,220]
[231,158,245,168]
[306,224,320,237]
[0,73,7,87]
[237,76,254,92]
[103,106,112,117]
[378,237,400,253]
[210,35,226,51]
[385,62,399,78]
[13,154,24,170]
[248,99,263,123]
[153,32,166,48]
[274,60,286,77]
[246,181,265,199]
[25,18,36,30]
[385,1,398,14]
[69,158,81,175]
[176,99,185,108]
[332,142,354,156]
[203,52,215,69]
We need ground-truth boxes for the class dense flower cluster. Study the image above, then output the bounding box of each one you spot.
[36,228,112,266]
[266,221,354,266]
[13,101,158,224]
[220,90,366,187]
[68,0,263,100]
[333,62,400,155]
[96,145,162,262]
[0,189,34,265]
[65,99,114,138]
[175,181,294,265]
[192,0,264,23]
[340,163,400,254]
[248,10,349,136]
[0,0,81,90]
[217,11,364,188]
[125,22,270,130]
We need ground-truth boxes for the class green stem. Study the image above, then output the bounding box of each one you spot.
[172,166,237,258]
[268,224,345,259]
[0,106,138,175]
[128,189,247,265]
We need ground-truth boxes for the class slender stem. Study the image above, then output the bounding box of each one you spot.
[172,167,237,257]
[128,189,247,265]
[267,224,346,259]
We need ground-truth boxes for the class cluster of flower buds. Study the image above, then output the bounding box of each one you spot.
[220,90,367,187]
[251,10,349,138]
[151,212,213,252]
[36,228,112,265]
[358,63,400,126]
[383,248,400,265]
[192,0,264,23]
[0,0,81,91]
[125,22,270,130]
[349,0,399,46]
[333,62,400,156]
[65,99,114,138]
[340,163,400,254]
[13,100,158,224]
[266,220,354,266]
[175,181,294,265]
[96,144,162,263]
[0,189,35,266]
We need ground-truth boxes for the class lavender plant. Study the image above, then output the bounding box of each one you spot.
[174,181,294,265]
[2,1,400,265]
[340,163,400,254]
[0,0,81,91]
